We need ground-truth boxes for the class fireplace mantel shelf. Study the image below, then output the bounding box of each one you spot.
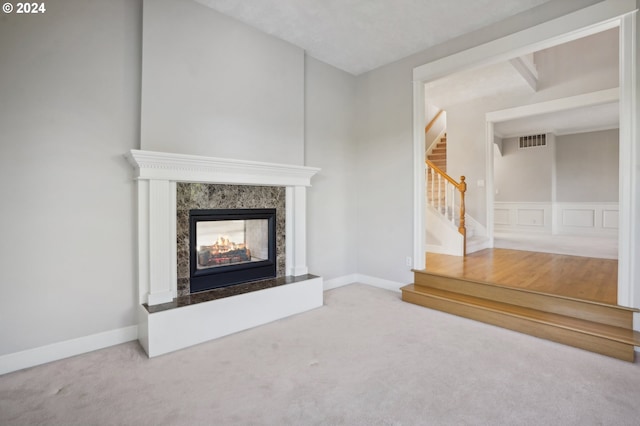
[126,149,320,187]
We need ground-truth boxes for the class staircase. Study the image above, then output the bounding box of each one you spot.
[427,135,447,172]
[424,111,477,256]
[402,270,640,361]
[426,135,449,210]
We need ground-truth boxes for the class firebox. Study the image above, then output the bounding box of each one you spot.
[189,208,277,293]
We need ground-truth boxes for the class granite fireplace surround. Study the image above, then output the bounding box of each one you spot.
[126,150,323,357]
[176,183,286,296]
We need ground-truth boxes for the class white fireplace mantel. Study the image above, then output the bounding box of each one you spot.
[126,149,320,187]
[126,149,321,306]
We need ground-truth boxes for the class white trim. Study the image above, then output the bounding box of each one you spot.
[555,123,619,136]
[323,274,358,291]
[618,12,637,309]
[126,150,320,187]
[355,274,404,293]
[509,56,538,91]
[0,326,138,376]
[486,88,619,123]
[485,123,495,246]
[413,82,426,271]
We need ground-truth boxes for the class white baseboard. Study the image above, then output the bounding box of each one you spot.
[355,274,404,293]
[323,274,406,293]
[323,274,358,291]
[425,243,463,256]
[0,325,138,376]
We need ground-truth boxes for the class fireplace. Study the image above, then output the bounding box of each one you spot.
[189,208,276,292]
[127,149,323,358]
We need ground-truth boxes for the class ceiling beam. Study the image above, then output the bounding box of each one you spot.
[509,55,538,91]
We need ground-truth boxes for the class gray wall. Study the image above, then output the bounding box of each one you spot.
[0,0,141,356]
[304,57,358,280]
[141,0,305,165]
[494,137,554,202]
[140,0,358,282]
[556,129,619,202]
[494,129,619,203]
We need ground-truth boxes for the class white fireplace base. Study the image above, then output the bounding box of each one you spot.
[138,276,323,357]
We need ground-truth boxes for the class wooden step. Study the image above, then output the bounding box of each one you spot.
[413,271,633,328]
[428,154,446,161]
[403,271,640,362]
[431,148,446,155]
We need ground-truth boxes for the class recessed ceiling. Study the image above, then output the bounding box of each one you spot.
[195,0,551,75]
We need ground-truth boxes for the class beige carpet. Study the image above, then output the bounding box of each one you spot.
[1,283,639,425]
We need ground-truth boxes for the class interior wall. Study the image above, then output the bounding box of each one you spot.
[140,0,305,165]
[355,65,416,284]
[535,27,619,96]
[494,137,554,202]
[304,57,358,280]
[556,129,619,202]
[0,0,142,356]
[354,0,604,284]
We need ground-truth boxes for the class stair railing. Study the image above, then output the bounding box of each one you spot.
[425,110,446,154]
[426,159,467,254]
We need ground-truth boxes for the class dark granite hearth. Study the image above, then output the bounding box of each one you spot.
[144,274,319,314]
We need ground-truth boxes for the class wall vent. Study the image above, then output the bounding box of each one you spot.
[519,134,546,148]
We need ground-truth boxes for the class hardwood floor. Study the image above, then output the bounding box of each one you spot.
[424,248,618,305]
[403,248,639,361]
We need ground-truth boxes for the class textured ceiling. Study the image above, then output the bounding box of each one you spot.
[195,0,551,75]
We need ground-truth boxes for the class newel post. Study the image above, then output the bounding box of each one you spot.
[458,176,467,254]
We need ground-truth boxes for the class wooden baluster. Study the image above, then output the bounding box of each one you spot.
[444,180,449,220]
[451,184,456,223]
[429,167,434,207]
[449,184,455,223]
[426,167,429,205]
[437,173,442,212]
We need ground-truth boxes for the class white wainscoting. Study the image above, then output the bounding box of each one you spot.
[554,202,619,236]
[495,202,619,236]
[494,202,552,233]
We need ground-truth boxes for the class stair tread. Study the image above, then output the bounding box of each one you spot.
[402,284,640,345]
[413,270,638,312]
